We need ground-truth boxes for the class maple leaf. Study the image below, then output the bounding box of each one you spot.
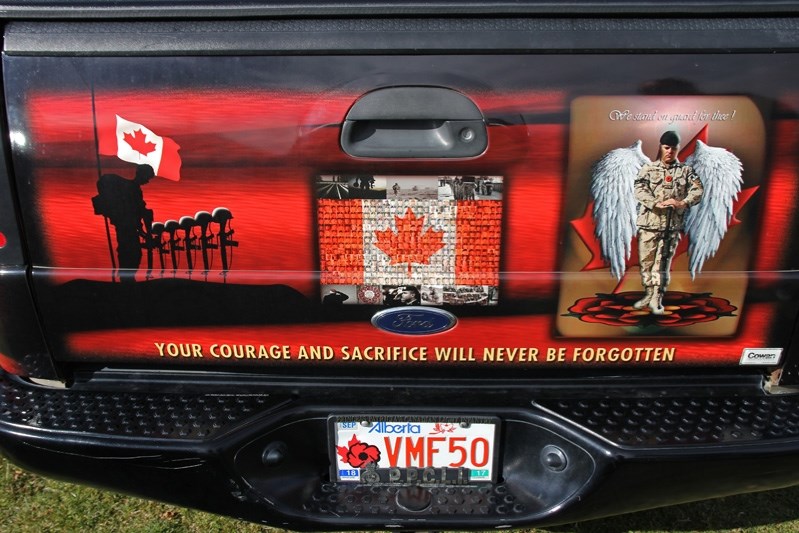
[336,434,360,463]
[123,129,157,156]
[374,208,445,275]
[431,423,457,435]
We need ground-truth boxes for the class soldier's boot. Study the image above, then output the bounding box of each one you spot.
[649,288,666,315]
[633,287,654,310]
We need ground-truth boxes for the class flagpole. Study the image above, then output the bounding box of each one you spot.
[90,75,117,283]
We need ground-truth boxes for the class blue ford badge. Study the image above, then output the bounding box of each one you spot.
[371,307,457,335]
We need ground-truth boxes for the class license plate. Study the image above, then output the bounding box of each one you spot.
[330,416,499,484]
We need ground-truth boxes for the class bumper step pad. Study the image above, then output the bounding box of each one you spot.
[305,483,525,517]
[538,395,799,446]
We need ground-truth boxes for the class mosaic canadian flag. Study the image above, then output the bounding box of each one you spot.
[318,198,501,287]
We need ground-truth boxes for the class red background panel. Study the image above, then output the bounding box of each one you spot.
[17,88,799,367]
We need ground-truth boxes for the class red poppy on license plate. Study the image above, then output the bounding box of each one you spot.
[330,416,499,483]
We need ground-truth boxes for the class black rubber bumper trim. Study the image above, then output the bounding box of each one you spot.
[3,371,798,447]
[536,394,799,447]
[0,371,291,440]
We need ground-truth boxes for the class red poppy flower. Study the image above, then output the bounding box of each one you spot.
[337,435,381,468]
[346,442,381,468]
[566,291,736,328]
[665,175,673,182]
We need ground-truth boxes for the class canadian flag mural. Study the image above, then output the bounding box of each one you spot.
[318,198,501,287]
[98,115,182,181]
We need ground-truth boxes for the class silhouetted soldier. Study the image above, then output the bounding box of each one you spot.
[92,164,155,282]
[323,289,350,305]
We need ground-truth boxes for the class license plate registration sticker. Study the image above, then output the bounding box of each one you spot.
[330,416,499,483]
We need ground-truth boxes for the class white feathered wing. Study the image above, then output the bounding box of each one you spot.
[683,140,743,279]
[590,140,650,280]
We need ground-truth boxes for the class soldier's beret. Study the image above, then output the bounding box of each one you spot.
[659,131,681,146]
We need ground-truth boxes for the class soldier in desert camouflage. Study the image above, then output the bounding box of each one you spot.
[633,131,704,314]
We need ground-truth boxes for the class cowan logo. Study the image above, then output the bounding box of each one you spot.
[368,422,422,434]
[371,307,457,335]
[740,348,783,366]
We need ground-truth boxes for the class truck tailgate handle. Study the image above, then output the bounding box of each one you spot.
[340,86,487,158]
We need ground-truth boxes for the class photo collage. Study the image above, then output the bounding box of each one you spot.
[316,175,503,306]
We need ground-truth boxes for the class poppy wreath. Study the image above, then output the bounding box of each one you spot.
[566,291,736,328]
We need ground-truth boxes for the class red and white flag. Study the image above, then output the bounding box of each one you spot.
[318,198,501,287]
[99,115,182,181]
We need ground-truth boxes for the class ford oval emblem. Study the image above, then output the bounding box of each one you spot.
[371,307,457,335]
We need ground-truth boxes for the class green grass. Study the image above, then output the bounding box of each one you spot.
[1,455,798,532]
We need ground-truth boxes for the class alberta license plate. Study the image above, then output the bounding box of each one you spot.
[330,416,499,484]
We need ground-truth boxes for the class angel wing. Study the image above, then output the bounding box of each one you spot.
[590,140,650,279]
[683,140,743,279]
